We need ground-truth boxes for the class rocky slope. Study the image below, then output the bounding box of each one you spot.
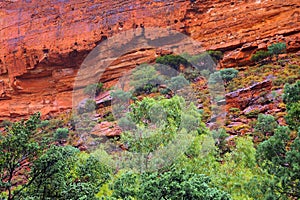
[0,0,300,119]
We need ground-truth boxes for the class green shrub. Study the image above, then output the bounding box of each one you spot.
[54,128,69,141]
[182,67,201,81]
[78,99,97,114]
[84,83,104,96]
[130,64,163,94]
[245,109,260,118]
[207,50,223,63]
[167,74,189,91]
[156,55,189,71]
[39,120,50,128]
[250,50,271,62]
[111,89,131,103]
[268,42,286,58]
[159,88,171,95]
[219,68,239,83]
[208,71,222,84]
[254,114,278,136]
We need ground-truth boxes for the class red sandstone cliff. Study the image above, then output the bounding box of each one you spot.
[0,0,300,119]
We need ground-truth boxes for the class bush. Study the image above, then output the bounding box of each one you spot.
[219,68,239,83]
[250,50,271,62]
[283,81,300,130]
[156,55,189,71]
[208,71,222,84]
[254,114,278,137]
[283,81,300,104]
[166,74,189,91]
[78,99,97,114]
[54,128,69,141]
[268,42,286,58]
[84,83,104,97]
[130,64,163,95]
[207,50,223,63]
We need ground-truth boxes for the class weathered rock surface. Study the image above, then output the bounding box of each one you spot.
[225,79,272,110]
[0,0,300,119]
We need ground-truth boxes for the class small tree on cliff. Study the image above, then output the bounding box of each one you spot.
[268,42,286,60]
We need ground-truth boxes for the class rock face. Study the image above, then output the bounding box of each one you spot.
[225,79,272,111]
[0,0,300,119]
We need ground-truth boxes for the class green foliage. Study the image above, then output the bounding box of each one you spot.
[110,171,139,199]
[207,50,224,63]
[250,50,271,62]
[0,114,114,200]
[256,126,300,198]
[130,64,163,95]
[117,114,136,131]
[111,89,132,103]
[111,89,132,118]
[251,42,286,62]
[283,81,300,104]
[200,69,211,79]
[156,54,189,71]
[175,135,279,199]
[0,113,43,200]
[283,81,300,130]
[39,120,50,128]
[285,102,300,130]
[140,169,231,200]
[166,74,189,92]
[212,128,230,153]
[254,114,278,140]
[109,168,231,200]
[54,127,69,141]
[219,68,239,83]
[268,42,286,57]
[117,96,206,172]
[86,99,97,111]
[84,82,104,96]
[208,71,223,85]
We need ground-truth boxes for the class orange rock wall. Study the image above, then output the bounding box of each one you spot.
[0,0,300,119]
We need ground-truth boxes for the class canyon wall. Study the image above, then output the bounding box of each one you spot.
[0,0,300,119]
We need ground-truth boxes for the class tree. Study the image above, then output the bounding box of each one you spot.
[256,126,300,198]
[254,114,278,140]
[283,81,300,130]
[283,81,300,104]
[0,113,43,200]
[139,168,231,200]
[285,102,300,130]
[18,146,112,199]
[111,89,132,119]
[109,168,231,200]
[117,96,206,172]
[0,114,112,200]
